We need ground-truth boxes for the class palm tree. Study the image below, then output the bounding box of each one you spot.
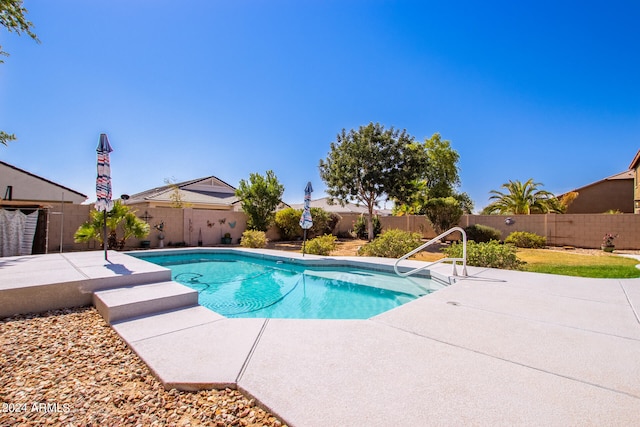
[74,201,150,250]
[483,179,561,215]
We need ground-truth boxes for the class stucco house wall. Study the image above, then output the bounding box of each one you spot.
[629,149,640,214]
[0,161,87,204]
[564,175,633,214]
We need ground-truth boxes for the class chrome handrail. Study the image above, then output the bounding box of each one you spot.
[393,226,467,277]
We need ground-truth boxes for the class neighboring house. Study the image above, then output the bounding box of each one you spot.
[288,197,392,216]
[630,149,640,214]
[559,170,633,214]
[0,160,87,256]
[125,176,240,210]
[0,160,87,205]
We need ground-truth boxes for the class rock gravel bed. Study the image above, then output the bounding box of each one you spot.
[1,307,286,426]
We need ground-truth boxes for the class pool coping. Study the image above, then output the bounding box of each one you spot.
[2,249,640,425]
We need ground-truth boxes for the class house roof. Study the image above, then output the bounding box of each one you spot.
[126,176,239,208]
[288,197,392,215]
[558,170,633,196]
[0,160,88,200]
[606,170,635,180]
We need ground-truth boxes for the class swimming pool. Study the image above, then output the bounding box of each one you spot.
[133,250,445,319]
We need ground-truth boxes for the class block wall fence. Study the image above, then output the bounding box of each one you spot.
[329,213,640,250]
[40,204,640,254]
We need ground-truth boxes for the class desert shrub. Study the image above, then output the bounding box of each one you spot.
[443,241,525,270]
[240,230,267,248]
[308,208,340,238]
[274,207,303,240]
[304,234,337,255]
[505,231,546,248]
[464,224,502,243]
[357,229,422,258]
[353,214,382,239]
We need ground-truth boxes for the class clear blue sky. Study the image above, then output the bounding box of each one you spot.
[1,0,639,211]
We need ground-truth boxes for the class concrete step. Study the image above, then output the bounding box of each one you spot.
[93,281,198,324]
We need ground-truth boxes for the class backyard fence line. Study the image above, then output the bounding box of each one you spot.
[41,204,640,253]
[335,213,639,250]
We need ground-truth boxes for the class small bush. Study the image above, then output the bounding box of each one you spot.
[443,241,525,270]
[274,207,303,240]
[505,231,546,248]
[358,229,422,258]
[240,230,267,248]
[304,234,337,255]
[464,224,502,243]
[353,214,382,239]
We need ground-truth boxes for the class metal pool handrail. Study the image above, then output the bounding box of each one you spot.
[394,226,468,277]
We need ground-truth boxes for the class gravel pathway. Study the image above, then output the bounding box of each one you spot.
[1,307,286,426]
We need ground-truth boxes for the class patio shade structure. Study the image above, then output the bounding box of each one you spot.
[299,181,313,256]
[96,133,114,261]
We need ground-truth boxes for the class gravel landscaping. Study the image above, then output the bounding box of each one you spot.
[1,307,286,426]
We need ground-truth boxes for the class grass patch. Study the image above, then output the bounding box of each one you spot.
[411,247,640,278]
[517,249,640,278]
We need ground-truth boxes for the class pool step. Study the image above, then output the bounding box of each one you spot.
[93,281,199,324]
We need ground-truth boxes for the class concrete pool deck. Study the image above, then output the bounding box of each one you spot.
[1,250,639,426]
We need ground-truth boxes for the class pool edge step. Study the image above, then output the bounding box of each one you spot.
[93,281,199,324]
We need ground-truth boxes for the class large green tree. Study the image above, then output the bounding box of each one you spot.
[319,122,426,240]
[393,133,472,212]
[482,178,562,214]
[235,170,284,231]
[1,0,39,146]
[423,133,462,198]
[391,133,472,233]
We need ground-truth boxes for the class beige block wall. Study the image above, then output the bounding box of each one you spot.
[36,206,640,253]
[44,204,248,252]
[334,213,437,239]
[462,214,639,249]
[546,214,639,249]
[186,209,247,247]
[462,214,547,242]
[46,203,93,252]
[335,212,640,249]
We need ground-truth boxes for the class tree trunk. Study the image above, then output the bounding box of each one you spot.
[367,203,375,241]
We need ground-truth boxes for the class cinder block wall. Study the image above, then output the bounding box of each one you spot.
[46,203,92,252]
[335,212,639,249]
[42,206,640,252]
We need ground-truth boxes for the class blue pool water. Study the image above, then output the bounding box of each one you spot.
[134,251,444,319]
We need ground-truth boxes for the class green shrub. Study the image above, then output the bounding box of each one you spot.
[505,231,546,248]
[304,234,337,255]
[240,230,267,248]
[358,229,422,258]
[275,207,340,241]
[443,241,525,270]
[464,224,502,243]
[308,208,340,238]
[353,214,382,239]
[274,207,303,240]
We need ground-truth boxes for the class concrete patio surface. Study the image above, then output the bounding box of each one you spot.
[0,250,170,318]
[1,250,639,426]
